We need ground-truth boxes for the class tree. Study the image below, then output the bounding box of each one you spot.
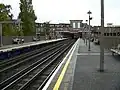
[0,3,15,36]
[19,0,37,36]
[0,4,13,21]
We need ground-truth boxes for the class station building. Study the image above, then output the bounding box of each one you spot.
[36,20,92,39]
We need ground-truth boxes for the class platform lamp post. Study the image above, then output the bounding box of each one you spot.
[85,20,88,45]
[99,0,104,72]
[87,10,92,51]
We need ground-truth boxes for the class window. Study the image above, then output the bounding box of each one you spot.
[107,33,109,36]
[110,33,112,36]
[78,23,80,28]
[73,23,75,28]
[113,33,116,36]
[104,33,106,36]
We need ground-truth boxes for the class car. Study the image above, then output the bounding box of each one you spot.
[12,38,19,44]
[12,38,24,44]
[21,38,24,43]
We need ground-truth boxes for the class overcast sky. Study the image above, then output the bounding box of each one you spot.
[0,0,120,26]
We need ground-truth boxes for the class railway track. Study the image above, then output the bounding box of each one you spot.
[0,40,68,82]
[0,39,76,90]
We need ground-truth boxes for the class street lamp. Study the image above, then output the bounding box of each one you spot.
[87,10,92,51]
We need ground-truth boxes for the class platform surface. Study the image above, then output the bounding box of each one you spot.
[46,38,120,90]
[73,39,120,90]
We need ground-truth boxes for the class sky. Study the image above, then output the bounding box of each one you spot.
[0,0,120,26]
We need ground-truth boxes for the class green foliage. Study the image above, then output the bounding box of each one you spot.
[19,0,37,36]
[2,24,22,36]
[0,4,13,21]
[0,3,16,36]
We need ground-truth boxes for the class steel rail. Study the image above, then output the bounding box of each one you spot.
[0,41,70,89]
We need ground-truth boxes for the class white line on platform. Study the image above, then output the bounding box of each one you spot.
[42,38,79,90]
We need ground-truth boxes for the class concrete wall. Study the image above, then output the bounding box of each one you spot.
[23,36,33,43]
[40,36,46,40]
[2,36,13,45]
[2,36,47,45]
[2,36,34,45]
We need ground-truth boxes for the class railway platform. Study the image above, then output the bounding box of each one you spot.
[44,38,120,90]
[0,38,66,60]
[0,38,66,52]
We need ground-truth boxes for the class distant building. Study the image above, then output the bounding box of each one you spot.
[35,20,91,39]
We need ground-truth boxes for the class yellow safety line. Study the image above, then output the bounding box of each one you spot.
[53,43,77,90]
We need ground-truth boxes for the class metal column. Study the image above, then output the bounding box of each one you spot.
[88,14,91,51]
[100,0,104,72]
